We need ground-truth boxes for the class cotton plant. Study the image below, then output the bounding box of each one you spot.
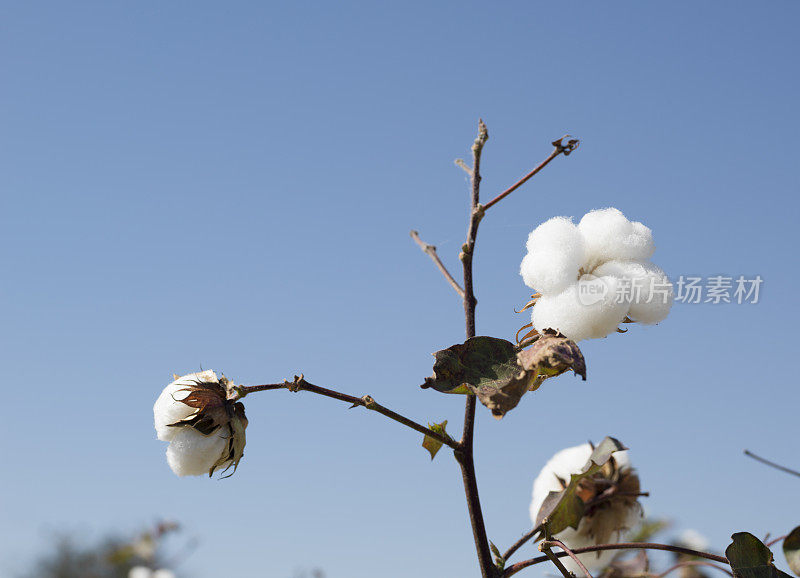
[150,123,795,578]
[519,208,673,342]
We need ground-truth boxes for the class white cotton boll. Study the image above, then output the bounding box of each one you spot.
[594,260,673,324]
[153,370,219,441]
[129,567,153,578]
[531,275,629,341]
[677,529,710,552]
[166,427,228,477]
[578,208,655,268]
[153,570,176,578]
[530,444,637,574]
[520,217,585,295]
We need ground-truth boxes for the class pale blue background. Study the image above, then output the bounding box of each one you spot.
[2,2,798,577]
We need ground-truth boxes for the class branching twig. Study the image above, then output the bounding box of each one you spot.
[541,542,576,578]
[234,376,458,451]
[482,135,580,211]
[765,534,789,548]
[503,526,542,562]
[504,543,729,578]
[410,230,465,298]
[543,539,593,578]
[653,561,734,578]
[744,450,800,479]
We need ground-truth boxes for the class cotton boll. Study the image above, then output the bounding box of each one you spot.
[153,370,219,441]
[531,275,629,341]
[520,217,585,295]
[166,427,229,477]
[594,260,673,324]
[578,208,655,268]
[530,444,638,574]
[129,567,153,578]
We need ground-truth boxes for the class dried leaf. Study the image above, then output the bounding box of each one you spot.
[726,532,793,578]
[535,437,627,536]
[783,526,800,576]
[422,334,587,419]
[517,328,586,380]
[422,420,452,460]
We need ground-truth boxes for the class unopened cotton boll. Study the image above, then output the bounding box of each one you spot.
[530,443,642,574]
[520,217,586,295]
[531,275,629,341]
[578,208,655,268]
[153,370,220,441]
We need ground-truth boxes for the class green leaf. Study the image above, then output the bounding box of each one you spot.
[490,540,505,571]
[534,437,627,536]
[783,526,800,576]
[421,334,586,418]
[726,532,793,578]
[421,420,452,460]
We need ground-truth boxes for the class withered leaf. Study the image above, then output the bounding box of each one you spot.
[421,334,587,419]
[422,420,452,460]
[784,527,800,577]
[420,336,538,418]
[726,532,793,578]
[517,329,586,381]
[535,436,627,536]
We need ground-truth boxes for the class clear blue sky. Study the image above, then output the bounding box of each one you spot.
[2,2,799,577]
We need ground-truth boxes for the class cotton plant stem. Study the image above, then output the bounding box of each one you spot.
[410,230,465,298]
[543,540,594,578]
[455,119,496,578]
[654,561,734,578]
[234,377,458,451]
[503,543,729,578]
[744,450,800,479]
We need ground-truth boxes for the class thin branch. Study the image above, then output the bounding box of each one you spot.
[653,561,734,578]
[454,119,495,578]
[744,450,800,478]
[541,542,576,578]
[233,376,458,451]
[765,534,788,548]
[544,539,594,578]
[482,135,580,211]
[503,526,542,562]
[504,543,729,578]
[410,230,465,298]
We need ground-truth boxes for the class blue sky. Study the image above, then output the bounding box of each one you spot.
[2,2,799,577]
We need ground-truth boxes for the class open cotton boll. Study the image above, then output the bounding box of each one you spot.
[578,208,655,268]
[531,275,629,341]
[153,370,219,441]
[530,444,638,574]
[166,427,229,477]
[129,567,153,578]
[520,217,585,295]
[594,260,673,324]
